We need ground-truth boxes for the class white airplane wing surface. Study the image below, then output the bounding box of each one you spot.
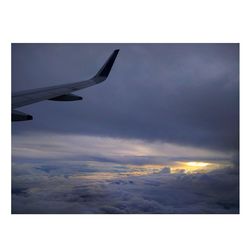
[12,49,119,121]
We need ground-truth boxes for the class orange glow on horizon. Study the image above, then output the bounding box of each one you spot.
[71,161,227,181]
[170,161,223,174]
[186,161,211,167]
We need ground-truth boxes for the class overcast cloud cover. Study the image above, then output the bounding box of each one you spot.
[12,43,239,151]
[12,44,239,213]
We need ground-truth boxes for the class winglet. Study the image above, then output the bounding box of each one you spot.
[92,49,119,82]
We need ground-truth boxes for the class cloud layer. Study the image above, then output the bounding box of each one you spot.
[12,163,239,214]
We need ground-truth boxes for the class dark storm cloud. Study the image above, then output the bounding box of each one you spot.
[12,43,239,152]
[12,163,239,214]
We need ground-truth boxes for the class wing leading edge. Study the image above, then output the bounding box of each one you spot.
[12,49,119,121]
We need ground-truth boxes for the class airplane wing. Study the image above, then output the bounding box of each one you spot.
[12,49,119,121]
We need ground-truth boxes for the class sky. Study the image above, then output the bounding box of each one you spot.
[11,43,239,213]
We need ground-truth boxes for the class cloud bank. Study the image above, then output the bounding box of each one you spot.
[12,163,239,214]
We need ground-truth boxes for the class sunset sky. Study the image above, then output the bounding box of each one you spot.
[12,44,239,213]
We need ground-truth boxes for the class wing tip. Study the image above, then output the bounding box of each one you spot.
[93,49,119,81]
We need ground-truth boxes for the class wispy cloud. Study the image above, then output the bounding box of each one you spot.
[12,133,232,163]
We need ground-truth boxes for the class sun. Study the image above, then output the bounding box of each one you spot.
[170,161,215,174]
[186,162,211,167]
